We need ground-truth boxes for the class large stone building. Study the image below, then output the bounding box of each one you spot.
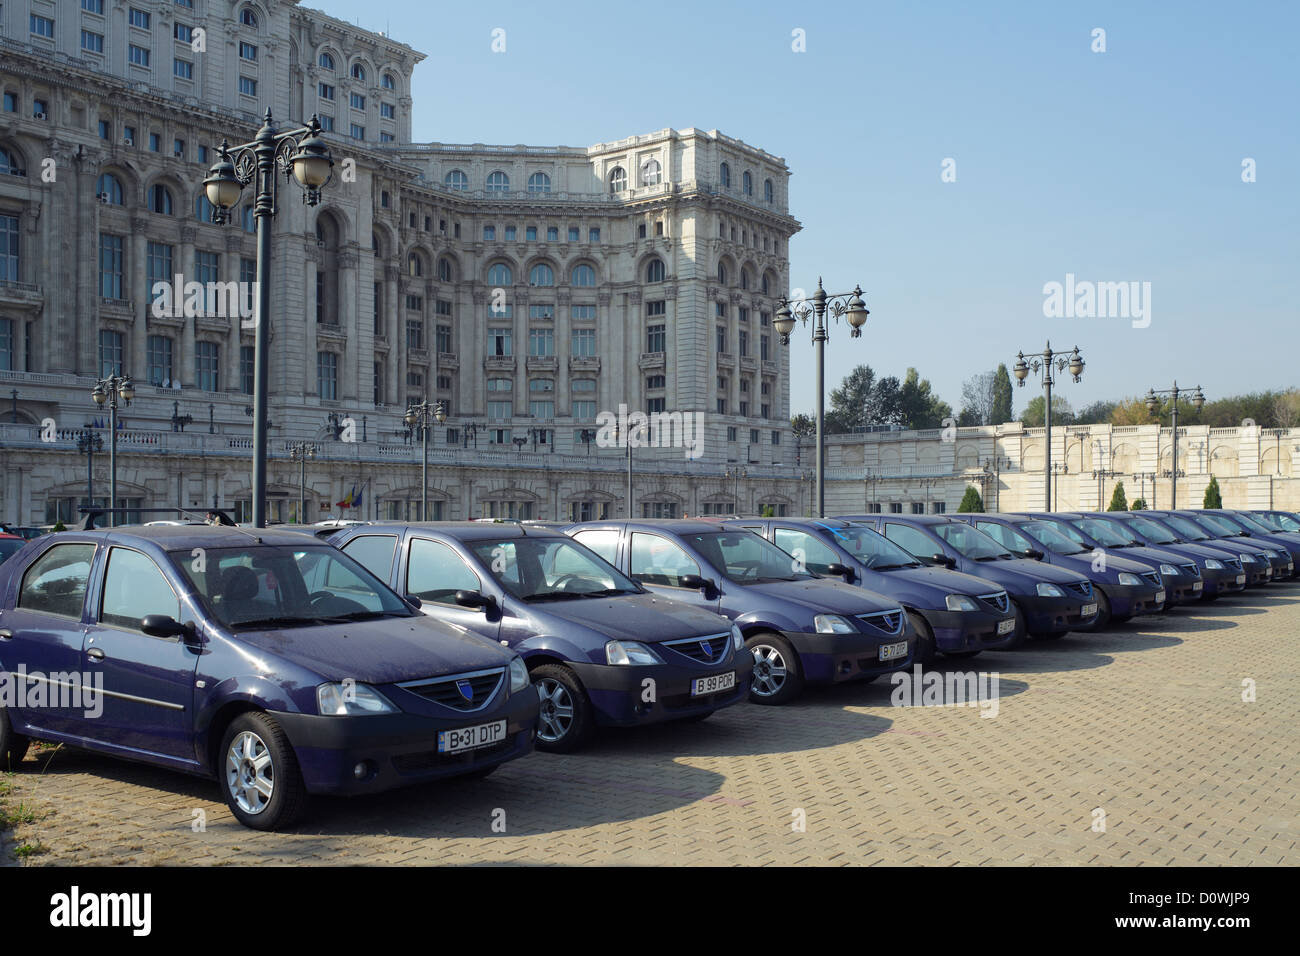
[0,0,807,524]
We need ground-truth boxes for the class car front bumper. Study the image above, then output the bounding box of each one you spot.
[568,652,753,726]
[925,607,1017,652]
[1017,593,1099,635]
[782,629,914,683]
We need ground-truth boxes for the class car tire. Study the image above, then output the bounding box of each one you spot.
[532,664,595,754]
[1003,602,1030,648]
[0,707,30,771]
[746,632,804,705]
[1090,588,1113,630]
[218,712,307,832]
[907,611,936,666]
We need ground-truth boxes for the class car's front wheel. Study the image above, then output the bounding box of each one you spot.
[218,713,307,831]
[0,707,29,771]
[531,664,594,753]
[907,611,936,666]
[747,632,803,705]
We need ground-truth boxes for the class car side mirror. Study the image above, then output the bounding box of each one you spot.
[825,562,855,582]
[454,590,495,611]
[140,614,193,639]
[404,594,422,610]
[679,574,714,593]
[1025,548,1045,561]
[929,553,954,569]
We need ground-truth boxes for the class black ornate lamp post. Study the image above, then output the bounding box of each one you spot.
[725,466,747,514]
[91,373,134,527]
[1013,341,1085,511]
[1050,462,1069,510]
[577,428,596,455]
[288,442,315,523]
[170,400,193,433]
[1134,471,1157,509]
[1145,383,1206,510]
[202,111,334,528]
[774,279,869,517]
[8,389,16,423]
[404,399,446,520]
[461,423,480,449]
[612,422,635,518]
[76,429,104,512]
[864,472,882,512]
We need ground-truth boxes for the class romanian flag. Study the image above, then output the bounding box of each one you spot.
[336,485,357,509]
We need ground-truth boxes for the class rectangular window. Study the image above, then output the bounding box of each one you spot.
[0,215,17,283]
[239,42,257,61]
[750,428,759,444]
[647,397,665,414]
[530,400,554,420]
[380,132,394,143]
[483,225,495,240]
[174,58,193,79]
[317,352,337,401]
[571,305,596,321]
[572,401,596,421]
[146,335,173,387]
[98,120,111,139]
[319,115,333,132]
[647,324,665,353]
[240,345,254,394]
[727,426,738,442]
[198,145,208,163]
[195,341,220,391]
[240,258,256,314]
[717,399,726,414]
[526,226,537,241]
[571,328,596,357]
[738,330,749,356]
[529,304,554,321]
[98,233,123,299]
[740,402,750,417]
[380,102,394,119]
[30,14,55,37]
[488,401,512,420]
[739,306,749,323]
[81,30,104,53]
[195,250,218,311]
[405,318,425,350]
[0,319,10,371]
[350,124,365,140]
[588,227,600,243]
[350,93,365,110]
[761,404,770,419]
[716,327,727,353]
[98,330,124,378]
[771,430,781,445]
[716,302,727,318]
[529,328,554,357]
[83,0,105,12]
[647,300,666,318]
[175,23,193,42]
[2,94,15,114]
[129,45,151,67]
[405,294,423,311]
[489,328,512,356]
[239,76,257,97]
[760,335,770,360]
[128,8,149,29]
[547,226,559,241]
[435,324,452,354]
[149,133,160,152]
[146,242,173,304]
[568,227,580,242]
[319,83,335,100]
[504,226,516,241]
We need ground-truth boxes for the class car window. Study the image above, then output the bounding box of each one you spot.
[977,521,1031,552]
[629,533,701,587]
[17,543,97,619]
[1077,518,1132,547]
[1128,516,1178,544]
[883,523,939,559]
[340,534,399,582]
[685,531,808,584]
[468,537,636,600]
[773,528,839,575]
[934,522,1011,559]
[100,547,180,631]
[829,526,922,569]
[571,529,619,565]
[407,537,482,604]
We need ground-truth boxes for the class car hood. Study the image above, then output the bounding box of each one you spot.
[970,557,1088,587]
[230,614,514,684]
[879,564,1003,596]
[525,591,731,642]
[742,577,899,614]
[1052,550,1154,576]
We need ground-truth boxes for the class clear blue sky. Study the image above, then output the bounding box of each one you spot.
[320,0,1299,418]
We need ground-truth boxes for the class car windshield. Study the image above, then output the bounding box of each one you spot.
[173,545,413,629]
[1127,516,1179,543]
[822,525,921,569]
[934,523,1012,560]
[684,531,812,584]
[468,536,640,601]
[1019,521,1088,554]
[1229,513,1274,535]
[1076,518,1136,548]
[1259,512,1300,532]
[1160,514,1211,541]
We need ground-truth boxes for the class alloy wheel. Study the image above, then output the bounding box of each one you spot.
[536,678,575,743]
[226,730,275,815]
[749,644,788,698]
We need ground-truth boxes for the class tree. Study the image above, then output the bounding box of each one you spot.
[959,371,996,426]
[760,504,775,517]
[1203,475,1223,508]
[790,413,815,438]
[1020,395,1075,428]
[990,364,1014,425]
[826,365,893,432]
[1129,498,1147,510]
[957,486,985,513]
[1272,389,1300,429]
[1107,481,1128,511]
[1075,400,1117,425]
[897,367,953,430]
[1109,397,1154,426]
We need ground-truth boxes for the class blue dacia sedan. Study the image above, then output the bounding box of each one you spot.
[329,522,751,752]
[0,524,538,830]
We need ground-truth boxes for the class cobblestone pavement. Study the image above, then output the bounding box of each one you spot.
[3,588,1297,866]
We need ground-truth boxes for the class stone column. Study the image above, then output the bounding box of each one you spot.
[130,216,150,379]
[338,247,359,400]
[179,226,196,387]
[556,289,571,415]
[224,232,244,392]
[385,263,401,406]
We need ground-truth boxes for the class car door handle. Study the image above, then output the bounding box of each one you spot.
[0,629,12,640]
[86,647,106,662]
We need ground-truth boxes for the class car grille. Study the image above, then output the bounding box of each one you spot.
[978,591,1009,613]
[857,610,904,634]
[397,668,504,712]
[1066,580,1093,599]
[1140,571,1162,587]
[1224,558,1241,572]
[662,633,732,664]
[1180,563,1200,578]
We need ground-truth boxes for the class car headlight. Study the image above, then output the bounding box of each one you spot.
[731,624,745,651]
[1117,572,1143,586]
[945,594,978,612]
[1159,564,1179,577]
[814,614,856,634]
[317,681,397,716]
[1035,583,1065,597]
[1204,559,1224,570]
[1240,554,1257,564]
[509,656,529,692]
[605,640,663,666]
[1268,550,1283,559]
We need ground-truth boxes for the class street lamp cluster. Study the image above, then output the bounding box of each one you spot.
[1146,382,1206,509]
[90,374,135,527]
[404,399,447,520]
[1013,341,1085,510]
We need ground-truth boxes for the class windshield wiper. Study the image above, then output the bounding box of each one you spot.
[314,610,409,623]
[872,563,915,571]
[230,616,326,630]
[577,588,639,597]
[523,591,586,602]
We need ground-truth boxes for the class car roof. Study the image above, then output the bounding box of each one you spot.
[725,517,855,529]
[857,514,954,526]
[38,525,324,550]
[340,521,567,541]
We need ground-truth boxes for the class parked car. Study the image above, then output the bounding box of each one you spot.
[0,525,44,541]
[837,514,1098,641]
[1144,511,1280,585]
[328,522,751,752]
[0,525,539,830]
[1030,512,1206,605]
[720,517,1016,663]
[948,513,1166,628]
[0,533,25,566]
[1251,510,1300,534]
[565,520,915,704]
[1203,510,1300,577]
[1107,511,1247,598]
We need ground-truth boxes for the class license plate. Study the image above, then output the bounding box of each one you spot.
[691,671,736,696]
[1081,603,1098,617]
[997,618,1015,635]
[879,641,909,662]
[1155,590,1166,603]
[1192,581,1203,591]
[438,719,507,754]
[1235,574,1246,584]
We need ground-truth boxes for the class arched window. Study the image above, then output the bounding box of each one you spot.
[0,146,24,177]
[640,158,661,186]
[527,172,551,194]
[740,268,750,291]
[608,167,626,193]
[148,183,174,215]
[382,73,395,90]
[719,163,730,188]
[371,232,381,255]
[764,178,774,203]
[717,261,727,285]
[95,172,123,204]
[485,170,510,194]
[571,264,596,287]
[743,171,752,196]
[437,257,453,282]
[318,52,335,71]
[240,8,258,28]
[487,263,513,287]
[529,263,554,287]
[444,169,469,191]
[645,258,665,283]
[195,194,217,223]
[407,253,423,277]
[241,204,256,233]
[351,63,366,81]
[761,273,771,296]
